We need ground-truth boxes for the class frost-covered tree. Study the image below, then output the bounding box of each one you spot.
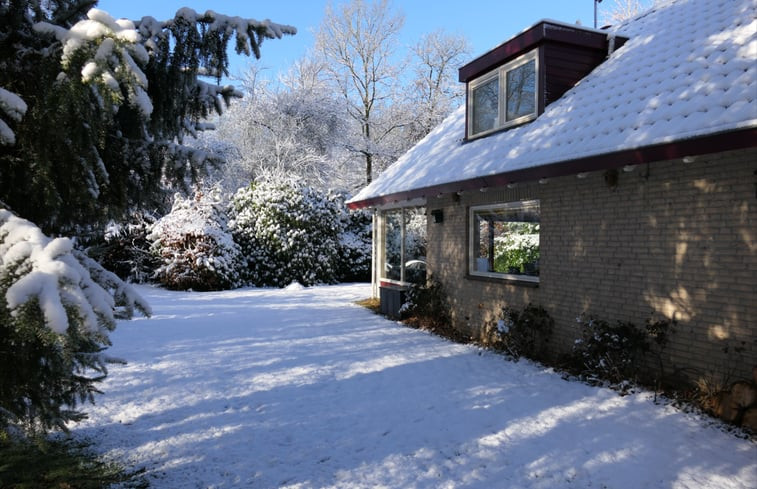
[0,1,294,234]
[600,0,657,25]
[150,186,243,291]
[315,0,406,186]
[406,29,470,142]
[213,60,352,192]
[229,177,345,287]
[0,208,150,434]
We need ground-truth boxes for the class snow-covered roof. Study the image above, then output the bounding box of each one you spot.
[348,0,757,208]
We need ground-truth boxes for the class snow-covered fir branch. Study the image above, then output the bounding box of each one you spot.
[0,87,28,145]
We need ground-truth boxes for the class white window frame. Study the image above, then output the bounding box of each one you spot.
[379,207,427,286]
[468,200,540,283]
[467,49,539,139]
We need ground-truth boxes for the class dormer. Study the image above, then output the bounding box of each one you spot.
[459,21,627,140]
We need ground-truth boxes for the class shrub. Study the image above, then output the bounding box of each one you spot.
[150,187,244,291]
[570,316,649,387]
[401,278,467,342]
[229,177,344,287]
[494,304,554,361]
[87,212,161,283]
[0,209,150,434]
[401,279,448,325]
[568,315,676,389]
[335,200,372,283]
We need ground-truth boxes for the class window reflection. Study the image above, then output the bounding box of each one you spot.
[506,60,536,121]
[471,200,540,279]
[383,208,427,284]
[471,76,499,135]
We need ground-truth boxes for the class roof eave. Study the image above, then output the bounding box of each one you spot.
[458,20,627,82]
[347,126,757,210]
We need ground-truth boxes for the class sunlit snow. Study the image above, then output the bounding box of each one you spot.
[74,284,756,488]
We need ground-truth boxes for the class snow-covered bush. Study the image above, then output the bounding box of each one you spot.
[494,304,553,361]
[87,212,161,283]
[229,178,344,287]
[150,187,243,291]
[334,196,372,283]
[0,208,150,434]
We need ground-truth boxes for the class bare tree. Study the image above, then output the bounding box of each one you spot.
[315,0,405,185]
[407,29,471,141]
[211,60,349,191]
[600,0,656,26]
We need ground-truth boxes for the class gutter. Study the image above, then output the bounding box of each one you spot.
[347,126,757,210]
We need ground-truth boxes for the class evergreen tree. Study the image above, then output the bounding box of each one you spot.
[0,208,150,433]
[0,1,295,235]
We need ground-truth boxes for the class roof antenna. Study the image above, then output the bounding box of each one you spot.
[594,0,603,28]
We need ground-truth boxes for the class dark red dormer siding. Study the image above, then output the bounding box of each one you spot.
[459,21,628,138]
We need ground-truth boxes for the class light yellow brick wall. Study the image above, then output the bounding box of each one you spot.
[425,148,757,383]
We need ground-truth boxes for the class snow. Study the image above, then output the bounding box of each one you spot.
[348,0,757,207]
[0,210,150,334]
[130,85,153,117]
[74,284,756,488]
[136,7,296,60]
[34,8,153,116]
[0,87,27,122]
[0,86,27,145]
[0,119,14,145]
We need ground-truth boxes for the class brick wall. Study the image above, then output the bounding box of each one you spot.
[425,148,757,383]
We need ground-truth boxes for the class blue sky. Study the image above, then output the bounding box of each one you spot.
[96,0,612,82]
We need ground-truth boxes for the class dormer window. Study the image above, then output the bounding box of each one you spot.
[460,21,628,141]
[467,50,538,139]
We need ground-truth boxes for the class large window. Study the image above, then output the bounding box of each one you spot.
[467,50,538,139]
[383,207,427,284]
[469,200,540,282]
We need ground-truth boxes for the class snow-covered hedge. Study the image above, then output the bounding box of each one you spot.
[229,178,344,287]
[150,187,244,291]
[0,208,150,433]
[335,198,372,283]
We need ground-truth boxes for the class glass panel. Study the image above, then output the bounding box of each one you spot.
[472,201,540,277]
[471,76,499,135]
[384,210,402,281]
[404,207,427,284]
[382,207,428,283]
[506,59,536,121]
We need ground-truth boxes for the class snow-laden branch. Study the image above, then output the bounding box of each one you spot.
[34,8,153,116]
[0,209,150,335]
[0,87,28,145]
[136,8,296,59]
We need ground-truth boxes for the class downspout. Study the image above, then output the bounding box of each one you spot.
[607,32,617,57]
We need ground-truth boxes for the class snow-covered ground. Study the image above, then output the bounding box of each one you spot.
[74,283,756,488]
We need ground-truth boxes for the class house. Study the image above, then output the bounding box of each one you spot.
[347,0,757,384]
